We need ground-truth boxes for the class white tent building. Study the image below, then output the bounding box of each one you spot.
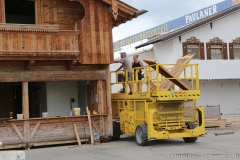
[111,3,240,114]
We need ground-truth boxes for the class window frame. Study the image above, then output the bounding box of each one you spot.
[229,42,240,60]
[182,41,205,60]
[2,0,38,24]
[206,37,228,60]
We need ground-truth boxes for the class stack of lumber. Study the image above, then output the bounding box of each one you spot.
[205,117,232,128]
[143,54,195,91]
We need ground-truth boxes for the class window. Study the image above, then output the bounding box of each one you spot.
[206,37,228,60]
[233,44,240,59]
[210,44,222,59]
[182,37,205,60]
[5,0,35,24]
[229,37,240,60]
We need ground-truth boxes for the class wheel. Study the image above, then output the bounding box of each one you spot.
[183,121,198,143]
[112,121,121,140]
[135,124,148,146]
[183,137,198,143]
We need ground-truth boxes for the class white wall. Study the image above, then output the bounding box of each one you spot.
[153,40,174,64]
[154,10,240,79]
[46,81,78,116]
[198,80,240,114]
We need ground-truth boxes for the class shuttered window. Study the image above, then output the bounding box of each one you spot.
[182,42,205,60]
[206,43,228,60]
[229,43,240,59]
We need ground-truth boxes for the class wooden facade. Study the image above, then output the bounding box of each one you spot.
[0,0,143,149]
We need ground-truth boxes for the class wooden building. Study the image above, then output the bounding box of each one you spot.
[0,0,146,149]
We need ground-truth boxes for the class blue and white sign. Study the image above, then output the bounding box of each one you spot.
[113,0,233,50]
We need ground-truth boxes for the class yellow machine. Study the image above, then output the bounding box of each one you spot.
[111,57,205,146]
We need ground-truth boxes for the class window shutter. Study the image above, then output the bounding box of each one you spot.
[206,43,211,60]
[199,43,205,60]
[222,43,228,60]
[182,42,187,56]
[229,43,234,60]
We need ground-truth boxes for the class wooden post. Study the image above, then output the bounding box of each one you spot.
[22,82,30,150]
[22,82,29,119]
[105,65,113,136]
[0,0,6,23]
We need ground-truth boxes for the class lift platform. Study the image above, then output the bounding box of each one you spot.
[110,55,205,146]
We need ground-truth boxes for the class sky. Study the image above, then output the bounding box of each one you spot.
[112,0,224,42]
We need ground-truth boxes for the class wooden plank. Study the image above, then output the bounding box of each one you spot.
[214,131,234,136]
[143,58,189,90]
[30,122,40,139]
[11,123,24,140]
[73,124,82,146]
[86,106,94,145]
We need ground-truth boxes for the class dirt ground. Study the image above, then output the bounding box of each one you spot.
[24,123,240,159]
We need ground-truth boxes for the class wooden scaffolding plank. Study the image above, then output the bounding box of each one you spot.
[143,59,189,90]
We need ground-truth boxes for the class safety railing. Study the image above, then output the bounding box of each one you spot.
[111,63,199,96]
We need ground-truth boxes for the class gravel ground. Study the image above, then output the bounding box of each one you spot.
[23,124,240,160]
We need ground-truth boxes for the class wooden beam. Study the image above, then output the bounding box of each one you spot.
[30,122,40,139]
[143,59,189,90]
[0,56,78,61]
[0,66,107,82]
[22,82,29,119]
[214,131,234,136]
[11,123,24,140]
[102,0,112,5]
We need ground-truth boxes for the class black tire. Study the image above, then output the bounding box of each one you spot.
[135,124,148,146]
[183,121,198,143]
[112,121,121,140]
[183,137,198,143]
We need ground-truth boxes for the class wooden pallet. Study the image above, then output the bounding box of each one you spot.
[205,118,232,128]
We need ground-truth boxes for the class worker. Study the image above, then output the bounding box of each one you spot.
[116,52,133,95]
[132,54,144,92]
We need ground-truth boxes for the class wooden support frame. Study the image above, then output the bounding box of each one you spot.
[11,123,24,140]
[30,122,40,139]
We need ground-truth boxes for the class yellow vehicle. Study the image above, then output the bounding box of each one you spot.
[111,57,205,146]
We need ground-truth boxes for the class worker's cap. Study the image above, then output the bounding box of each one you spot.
[120,52,127,56]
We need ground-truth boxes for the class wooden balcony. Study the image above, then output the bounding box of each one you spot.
[0,24,79,61]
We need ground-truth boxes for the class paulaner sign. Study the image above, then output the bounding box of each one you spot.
[113,0,233,50]
[185,5,217,24]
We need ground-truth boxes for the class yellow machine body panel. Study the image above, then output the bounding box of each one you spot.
[111,62,205,142]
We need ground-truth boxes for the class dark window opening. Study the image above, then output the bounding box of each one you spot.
[5,0,35,24]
